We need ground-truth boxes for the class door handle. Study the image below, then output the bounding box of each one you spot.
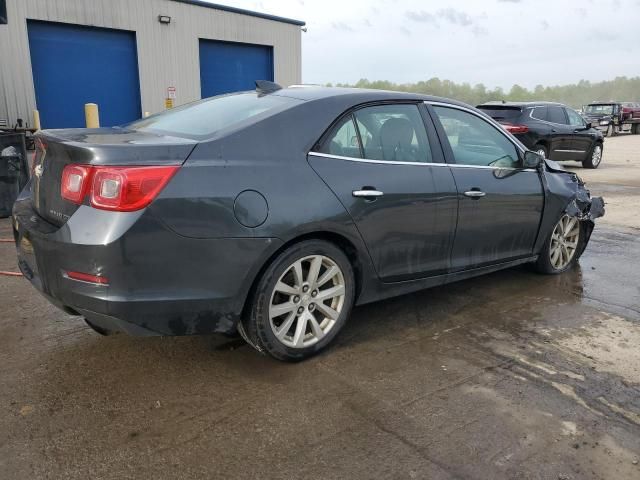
[464,190,486,198]
[352,189,384,198]
[551,129,557,133]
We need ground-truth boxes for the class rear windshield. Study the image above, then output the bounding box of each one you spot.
[128,92,301,139]
[476,106,522,122]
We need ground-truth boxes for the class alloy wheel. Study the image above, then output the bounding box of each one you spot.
[591,145,602,167]
[269,255,346,348]
[549,215,580,270]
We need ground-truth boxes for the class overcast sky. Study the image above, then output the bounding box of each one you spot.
[209,0,640,89]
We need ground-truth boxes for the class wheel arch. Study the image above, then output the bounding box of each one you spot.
[534,139,550,152]
[240,230,367,320]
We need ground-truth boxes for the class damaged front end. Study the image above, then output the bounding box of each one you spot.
[541,159,605,255]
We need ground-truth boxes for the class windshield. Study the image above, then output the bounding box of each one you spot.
[128,92,301,139]
[585,104,614,115]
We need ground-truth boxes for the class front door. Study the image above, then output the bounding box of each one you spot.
[545,105,576,161]
[308,103,458,281]
[565,107,595,159]
[429,104,545,270]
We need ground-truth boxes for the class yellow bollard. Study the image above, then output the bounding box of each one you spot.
[33,109,41,130]
[84,103,100,128]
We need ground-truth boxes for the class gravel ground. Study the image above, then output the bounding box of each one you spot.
[0,135,639,479]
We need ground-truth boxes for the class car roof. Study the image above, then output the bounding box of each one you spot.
[271,85,471,108]
[477,101,565,108]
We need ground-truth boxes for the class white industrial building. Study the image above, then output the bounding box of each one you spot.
[0,0,303,129]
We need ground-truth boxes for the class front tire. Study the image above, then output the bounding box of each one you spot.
[240,240,355,361]
[582,143,603,169]
[605,124,614,137]
[534,215,582,274]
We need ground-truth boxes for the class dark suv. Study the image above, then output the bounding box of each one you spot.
[477,102,604,168]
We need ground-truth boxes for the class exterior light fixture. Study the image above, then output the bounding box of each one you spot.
[158,15,171,24]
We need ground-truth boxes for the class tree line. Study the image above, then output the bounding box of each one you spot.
[329,76,640,108]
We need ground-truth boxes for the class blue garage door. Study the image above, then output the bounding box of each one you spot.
[27,21,141,128]
[199,39,273,98]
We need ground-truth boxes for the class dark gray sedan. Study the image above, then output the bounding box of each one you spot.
[13,84,604,361]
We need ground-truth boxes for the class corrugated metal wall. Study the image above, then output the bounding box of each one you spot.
[0,0,302,127]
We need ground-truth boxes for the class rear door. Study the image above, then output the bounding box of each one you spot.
[428,104,544,270]
[308,103,458,282]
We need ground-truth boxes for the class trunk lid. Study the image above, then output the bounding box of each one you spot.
[31,127,197,226]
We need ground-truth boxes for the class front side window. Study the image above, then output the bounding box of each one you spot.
[354,104,432,163]
[432,106,520,168]
[565,108,585,127]
[547,106,568,124]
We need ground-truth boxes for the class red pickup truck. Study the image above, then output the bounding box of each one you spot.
[583,101,640,136]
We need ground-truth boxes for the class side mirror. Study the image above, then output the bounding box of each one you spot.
[523,150,543,169]
[585,121,593,129]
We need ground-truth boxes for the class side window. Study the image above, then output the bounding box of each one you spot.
[432,106,520,168]
[547,106,567,125]
[566,108,585,127]
[531,106,548,121]
[353,104,432,163]
[318,115,362,158]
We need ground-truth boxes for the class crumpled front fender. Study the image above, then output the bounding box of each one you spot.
[535,159,605,255]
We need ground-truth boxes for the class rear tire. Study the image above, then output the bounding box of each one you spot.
[240,240,355,361]
[534,215,583,274]
[582,143,603,169]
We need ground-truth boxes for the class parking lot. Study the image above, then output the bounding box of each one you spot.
[1,135,639,479]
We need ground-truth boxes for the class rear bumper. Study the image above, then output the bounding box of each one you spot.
[12,193,282,336]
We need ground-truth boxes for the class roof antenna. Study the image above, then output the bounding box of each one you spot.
[256,80,282,95]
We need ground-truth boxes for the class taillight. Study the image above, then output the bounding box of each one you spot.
[501,123,529,134]
[61,165,93,204]
[60,165,179,212]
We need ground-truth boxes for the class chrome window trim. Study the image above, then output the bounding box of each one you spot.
[555,149,586,153]
[307,151,537,172]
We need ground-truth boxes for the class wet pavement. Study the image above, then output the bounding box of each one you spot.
[1,136,640,479]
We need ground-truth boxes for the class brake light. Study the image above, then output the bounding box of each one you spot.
[501,123,529,134]
[60,165,179,212]
[61,165,93,204]
[90,166,179,211]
